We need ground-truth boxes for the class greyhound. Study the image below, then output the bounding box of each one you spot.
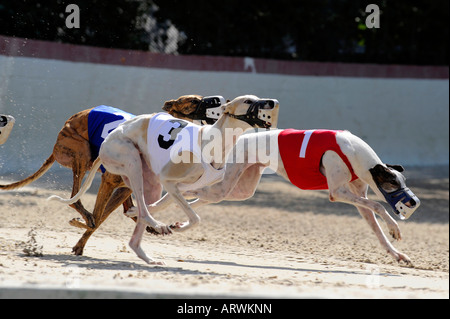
[0,114,15,145]
[0,96,215,255]
[49,95,280,264]
[151,104,421,265]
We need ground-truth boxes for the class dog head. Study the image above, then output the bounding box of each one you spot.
[0,114,15,145]
[369,164,420,220]
[223,95,280,129]
[163,95,203,117]
[163,95,227,124]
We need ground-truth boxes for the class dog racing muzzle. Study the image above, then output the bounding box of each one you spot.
[190,96,226,124]
[0,114,15,145]
[378,186,421,220]
[228,99,280,129]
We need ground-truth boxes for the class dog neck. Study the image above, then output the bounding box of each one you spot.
[200,114,251,170]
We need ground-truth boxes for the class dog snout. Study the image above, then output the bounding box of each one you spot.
[262,99,279,109]
[405,198,416,208]
[0,116,8,127]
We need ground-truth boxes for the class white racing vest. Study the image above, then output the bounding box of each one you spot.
[147,112,225,191]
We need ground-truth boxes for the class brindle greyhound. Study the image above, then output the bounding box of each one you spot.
[1,96,215,255]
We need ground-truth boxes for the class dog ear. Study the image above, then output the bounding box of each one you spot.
[162,100,175,111]
[386,164,404,172]
[369,164,396,184]
[369,164,386,175]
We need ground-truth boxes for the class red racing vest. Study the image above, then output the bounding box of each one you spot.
[278,129,358,190]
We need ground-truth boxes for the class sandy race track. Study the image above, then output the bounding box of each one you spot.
[0,166,448,299]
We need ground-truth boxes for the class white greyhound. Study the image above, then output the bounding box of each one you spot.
[0,115,15,145]
[128,125,420,265]
[49,95,280,264]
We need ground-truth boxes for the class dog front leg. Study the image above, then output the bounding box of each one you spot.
[346,180,411,264]
[124,192,174,218]
[162,182,201,232]
[356,205,411,264]
[329,185,402,239]
[323,151,402,240]
[186,162,260,203]
[329,184,411,263]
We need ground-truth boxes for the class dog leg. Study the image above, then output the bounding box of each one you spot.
[186,162,262,203]
[323,151,402,238]
[129,221,163,265]
[125,192,173,218]
[101,138,170,264]
[138,163,263,230]
[323,151,408,263]
[224,164,264,201]
[128,184,168,265]
[71,172,123,255]
[163,182,201,232]
[330,183,402,240]
[348,180,412,264]
[69,161,95,229]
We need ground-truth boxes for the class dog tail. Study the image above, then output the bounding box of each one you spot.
[0,154,55,190]
[47,157,102,204]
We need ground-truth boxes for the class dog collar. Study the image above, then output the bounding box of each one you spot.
[378,186,420,220]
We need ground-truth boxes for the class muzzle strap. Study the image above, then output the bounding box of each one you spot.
[226,100,276,128]
[378,186,420,220]
[190,96,225,124]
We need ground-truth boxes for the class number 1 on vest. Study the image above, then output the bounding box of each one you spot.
[299,130,315,158]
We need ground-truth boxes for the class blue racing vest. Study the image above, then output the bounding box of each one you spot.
[88,105,135,172]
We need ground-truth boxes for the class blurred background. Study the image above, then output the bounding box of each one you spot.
[1,0,448,64]
[0,0,448,186]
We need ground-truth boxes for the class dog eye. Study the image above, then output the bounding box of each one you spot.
[390,179,401,188]
[244,99,254,104]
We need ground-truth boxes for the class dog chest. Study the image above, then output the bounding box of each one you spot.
[146,112,225,189]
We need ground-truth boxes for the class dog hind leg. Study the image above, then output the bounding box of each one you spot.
[71,172,124,255]
[100,138,169,264]
[69,161,95,229]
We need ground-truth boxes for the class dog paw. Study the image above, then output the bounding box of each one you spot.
[396,252,413,266]
[69,218,89,229]
[388,223,402,241]
[169,220,198,232]
[169,221,183,230]
[150,223,173,236]
[145,226,163,235]
[170,221,181,228]
[72,245,85,256]
[124,207,138,218]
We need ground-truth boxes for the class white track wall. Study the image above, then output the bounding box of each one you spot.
[0,55,448,177]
